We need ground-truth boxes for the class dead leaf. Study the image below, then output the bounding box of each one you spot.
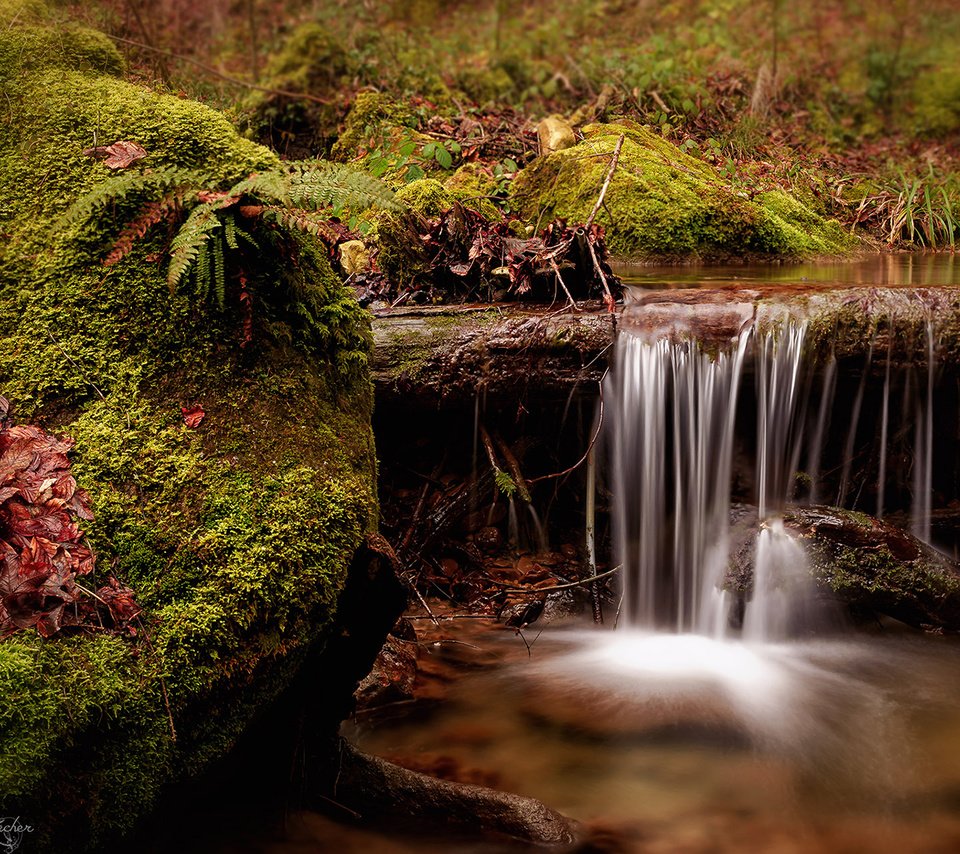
[83,140,148,170]
[181,405,205,428]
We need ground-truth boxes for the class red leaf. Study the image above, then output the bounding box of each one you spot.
[181,405,205,428]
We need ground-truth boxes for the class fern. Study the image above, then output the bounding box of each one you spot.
[167,203,223,292]
[62,167,204,228]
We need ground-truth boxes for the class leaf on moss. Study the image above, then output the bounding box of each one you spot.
[83,140,148,169]
[181,404,205,428]
[0,399,138,639]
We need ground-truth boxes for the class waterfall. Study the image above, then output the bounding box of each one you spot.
[610,333,748,632]
[610,321,816,638]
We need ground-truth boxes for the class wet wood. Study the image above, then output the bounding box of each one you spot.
[370,286,960,403]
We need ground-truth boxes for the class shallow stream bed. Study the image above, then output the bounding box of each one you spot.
[340,619,960,853]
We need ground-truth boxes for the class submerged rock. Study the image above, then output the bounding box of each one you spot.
[326,741,579,847]
[0,2,377,848]
[511,121,854,260]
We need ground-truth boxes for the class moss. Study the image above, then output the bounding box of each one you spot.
[331,91,419,162]
[444,163,501,219]
[510,120,856,260]
[0,5,375,849]
[241,22,359,156]
[395,178,453,217]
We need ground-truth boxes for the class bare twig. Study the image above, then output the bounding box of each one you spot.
[549,257,579,310]
[495,564,621,594]
[585,134,624,229]
[528,370,607,484]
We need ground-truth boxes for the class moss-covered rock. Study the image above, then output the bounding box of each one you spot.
[510,120,856,260]
[331,90,420,163]
[242,22,358,157]
[0,2,376,848]
[726,505,960,631]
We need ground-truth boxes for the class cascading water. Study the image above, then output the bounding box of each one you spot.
[609,312,939,640]
[610,332,748,633]
[610,317,824,640]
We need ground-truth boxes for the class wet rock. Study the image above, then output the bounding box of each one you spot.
[476,525,504,553]
[537,115,576,155]
[725,504,960,631]
[355,628,420,711]
[326,741,579,846]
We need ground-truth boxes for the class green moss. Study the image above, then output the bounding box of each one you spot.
[510,121,856,260]
[242,22,359,155]
[331,91,418,162]
[444,163,501,219]
[0,6,375,849]
[395,178,453,217]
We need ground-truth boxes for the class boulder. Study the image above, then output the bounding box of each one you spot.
[511,120,855,260]
[0,2,377,848]
[725,505,960,631]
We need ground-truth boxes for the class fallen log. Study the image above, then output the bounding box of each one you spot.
[370,286,960,404]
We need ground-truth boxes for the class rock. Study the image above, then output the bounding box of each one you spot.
[724,505,960,631]
[475,526,503,553]
[0,4,378,848]
[324,741,579,846]
[537,115,576,155]
[339,239,370,274]
[511,120,855,259]
[355,632,419,711]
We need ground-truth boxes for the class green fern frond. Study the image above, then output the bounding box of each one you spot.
[211,233,226,308]
[230,170,292,207]
[62,167,205,229]
[228,161,397,215]
[167,203,222,291]
[286,161,398,212]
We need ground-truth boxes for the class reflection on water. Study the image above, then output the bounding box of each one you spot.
[615,252,960,290]
[346,626,960,853]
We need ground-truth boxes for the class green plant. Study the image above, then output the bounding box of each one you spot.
[63,161,398,312]
[367,134,462,184]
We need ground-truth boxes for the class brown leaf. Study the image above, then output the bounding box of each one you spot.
[83,140,148,170]
[181,405,205,428]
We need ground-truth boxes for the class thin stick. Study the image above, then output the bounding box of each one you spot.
[105,35,337,106]
[585,134,624,229]
[549,257,579,310]
[585,232,616,310]
[495,434,532,503]
[408,582,442,628]
[528,372,606,484]
[495,564,621,594]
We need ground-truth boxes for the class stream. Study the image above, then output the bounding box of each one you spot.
[149,255,960,853]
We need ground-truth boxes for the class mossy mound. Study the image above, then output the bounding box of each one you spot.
[510,121,856,260]
[0,3,376,849]
[242,22,358,157]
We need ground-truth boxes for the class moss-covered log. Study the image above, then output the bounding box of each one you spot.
[371,304,617,404]
[0,2,378,848]
[370,285,960,403]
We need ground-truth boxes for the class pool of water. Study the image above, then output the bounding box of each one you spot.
[342,621,960,853]
[614,252,960,290]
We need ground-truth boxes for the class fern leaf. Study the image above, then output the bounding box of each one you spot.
[195,240,211,302]
[62,168,204,229]
[168,203,222,291]
[211,233,226,309]
[224,215,238,250]
[104,193,182,267]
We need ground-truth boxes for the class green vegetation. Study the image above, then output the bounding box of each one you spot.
[512,122,852,259]
[0,2,376,848]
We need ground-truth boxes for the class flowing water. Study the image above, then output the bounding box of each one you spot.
[173,257,960,853]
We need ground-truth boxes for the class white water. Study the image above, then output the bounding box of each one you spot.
[609,314,940,639]
[609,318,822,639]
